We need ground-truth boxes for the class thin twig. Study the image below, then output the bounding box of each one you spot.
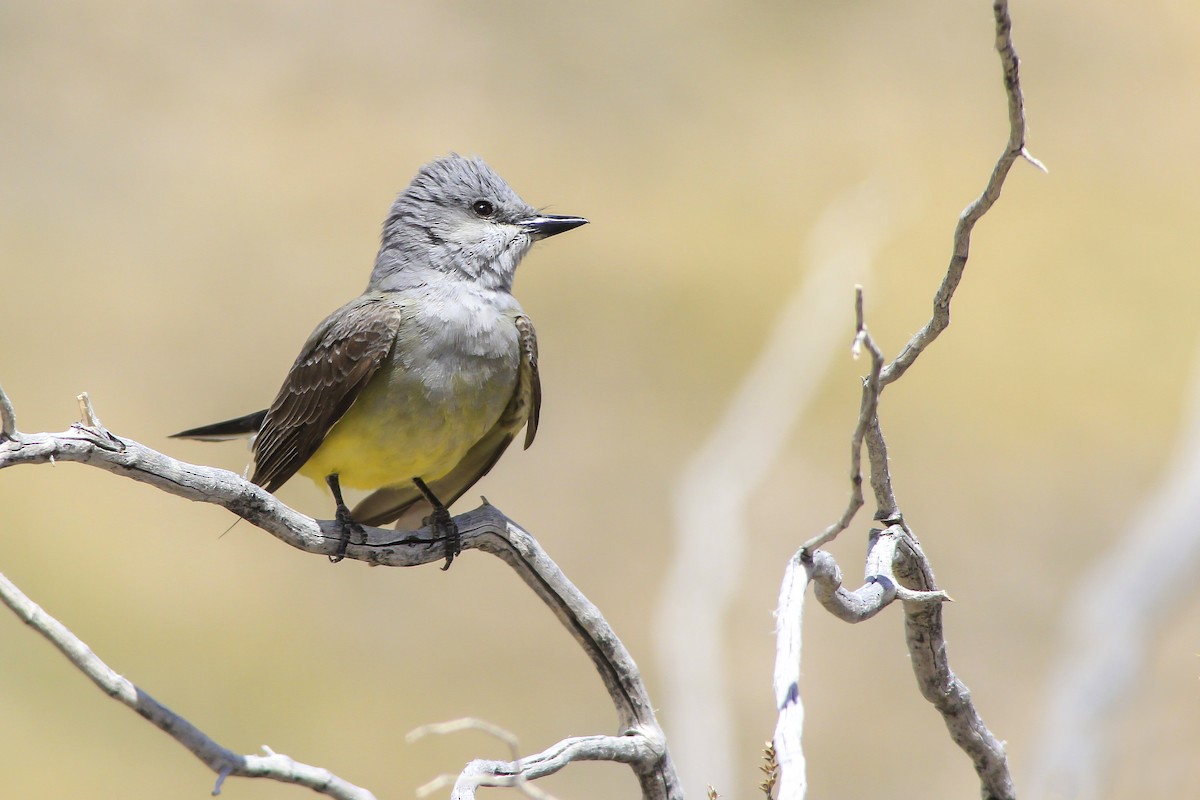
[881,0,1040,387]
[0,569,376,800]
[800,286,884,552]
[77,392,102,428]
[451,734,661,800]
[408,718,559,800]
[407,718,522,758]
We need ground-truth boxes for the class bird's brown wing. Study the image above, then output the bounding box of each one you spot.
[251,295,401,492]
[351,313,541,527]
[518,314,541,450]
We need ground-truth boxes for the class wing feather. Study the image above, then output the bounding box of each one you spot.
[517,315,541,450]
[251,295,402,491]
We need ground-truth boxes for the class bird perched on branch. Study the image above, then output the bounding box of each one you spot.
[172,155,587,567]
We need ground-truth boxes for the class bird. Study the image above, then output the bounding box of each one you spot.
[171,155,587,567]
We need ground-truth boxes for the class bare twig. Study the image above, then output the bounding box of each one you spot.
[408,718,558,800]
[473,519,678,800]
[775,1,1032,798]
[881,0,1040,387]
[0,569,376,800]
[890,530,1013,798]
[800,286,885,552]
[772,529,950,800]
[451,734,662,800]
[408,718,523,757]
[77,391,102,428]
[408,719,561,800]
[0,390,680,800]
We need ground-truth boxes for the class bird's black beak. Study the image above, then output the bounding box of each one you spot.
[522,214,589,239]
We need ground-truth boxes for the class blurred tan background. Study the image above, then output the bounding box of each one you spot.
[2,1,1199,798]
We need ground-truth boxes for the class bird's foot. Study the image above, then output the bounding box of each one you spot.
[412,477,460,571]
[427,505,460,571]
[331,505,366,564]
[326,473,366,564]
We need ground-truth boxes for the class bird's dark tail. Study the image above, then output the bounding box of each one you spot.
[170,410,267,442]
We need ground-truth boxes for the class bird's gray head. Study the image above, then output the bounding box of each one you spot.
[369,155,587,293]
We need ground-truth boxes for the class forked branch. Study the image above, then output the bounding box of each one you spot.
[0,386,680,800]
[774,2,1034,799]
[0,568,377,800]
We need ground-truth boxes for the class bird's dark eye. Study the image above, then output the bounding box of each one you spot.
[471,200,495,218]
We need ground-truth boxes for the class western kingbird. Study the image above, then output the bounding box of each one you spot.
[172,155,587,566]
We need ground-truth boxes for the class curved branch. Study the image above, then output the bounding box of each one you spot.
[0,569,376,800]
[800,286,885,553]
[772,532,947,800]
[451,733,664,800]
[881,0,1041,387]
[0,392,680,800]
[777,2,1031,798]
[890,529,1014,799]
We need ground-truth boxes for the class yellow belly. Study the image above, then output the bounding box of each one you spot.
[298,359,516,491]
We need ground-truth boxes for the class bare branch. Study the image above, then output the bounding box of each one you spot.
[772,530,951,800]
[806,0,1039,552]
[862,415,898,522]
[450,734,663,800]
[890,529,1013,799]
[881,0,1039,387]
[861,6,1030,789]
[800,286,884,552]
[776,2,1032,798]
[793,526,1010,800]
[812,529,948,622]
[0,569,376,800]
[770,555,810,800]
[0,389,681,800]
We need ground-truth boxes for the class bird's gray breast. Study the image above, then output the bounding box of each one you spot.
[395,281,522,397]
